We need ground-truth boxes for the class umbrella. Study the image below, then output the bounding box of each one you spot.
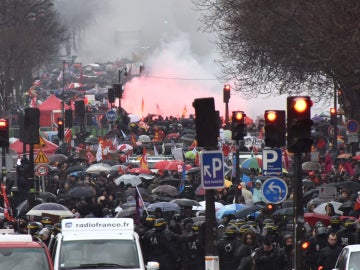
[159,177,180,187]
[337,153,352,159]
[66,165,88,174]
[170,198,200,207]
[128,114,141,123]
[334,181,360,192]
[138,173,155,180]
[192,201,224,211]
[307,197,328,208]
[153,160,182,171]
[67,82,83,89]
[118,144,133,154]
[185,151,196,159]
[241,157,262,169]
[26,203,74,217]
[302,179,315,188]
[302,161,323,171]
[152,184,179,197]
[110,164,128,175]
[115,206,137,218]
[138,135,151,143]
[165,162,192,171]
[147,202,180,212]
[114,174,142,187]
[186,167,201,174]
[272,207,294,216]
[49,153,68,165]
[313,201,343,215]
[85,163,111,174]
[128,167,152,175]
[353,154,360,161]
[38,192,57,202]
[16,198,44,217]
[124,187,151,202]
[234,204,265,218]
[338,201,354,212]
[165,133,180,140]
[304,212,331,227]
[34,163,59,174]
[67,185,96,198]
[216,203,248,219]
[303,189,319,205]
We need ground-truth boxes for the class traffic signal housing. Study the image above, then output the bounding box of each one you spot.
[108,88,115,103]
[232,111,246,141]
[264,110,285,148]
[114,83,123,99]
[223,84,230,103]
[57,118,64,139]
[287,96,313,153]
[192,97,218,147]
[0,119,9,147]
[330,108,337,126]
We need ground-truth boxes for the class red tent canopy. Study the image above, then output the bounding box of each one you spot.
[10,137,59,157]
[37,95,70,127]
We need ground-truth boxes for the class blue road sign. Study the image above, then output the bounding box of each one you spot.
[347,120,359,133]
[262,148,282,176]
[261,177,288,204]
[106,110,117,121]
[201,150,224,189]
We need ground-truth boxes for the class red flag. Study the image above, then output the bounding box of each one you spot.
[283,149,289,171]
[1,184,15,222]
[64,129,72,143]
[354,193,360,211]
[139,147,148,169]
[141,98,144,114]
[195,151,200,167]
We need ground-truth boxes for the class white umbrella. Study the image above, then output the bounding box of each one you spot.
[85,163,111,174]
[313,201,343,215]
[138,135,151,143]
[128,113,141,123]
[114,174,142,187]
[192,200,224,211]
[26,203,74,217]
[117,144,133,153]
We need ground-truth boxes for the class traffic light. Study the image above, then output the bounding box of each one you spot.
[231,111,246,141]
[264,110,285,148]
[108,88,115,103]
[57,118,64,139]
[0,119,9,147]
[22,107,40,144]
[192,97,218,147]
[65,109,73,128]
[330,108,337,125]
[223,84,230,103]
[114,83,123,99]
[287,96,313,153]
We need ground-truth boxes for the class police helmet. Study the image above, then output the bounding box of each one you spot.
[41,216,52,226]
[192,221,204,233]
[153,218,167,231]
[263,218,275,226]
[344,218,356,228]
[225,225,238,236]
[330,215,341,225]
[264,224,278,233]
[27,221,43,235]
[53,223,62,234]
[233,219,246,228]
[315,225,328,235]
[239,224,252,233]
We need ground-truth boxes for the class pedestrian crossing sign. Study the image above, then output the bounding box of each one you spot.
[34,150,50,164]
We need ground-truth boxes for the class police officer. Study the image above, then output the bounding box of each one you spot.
[217,225,242,270]
[143,218,181,270]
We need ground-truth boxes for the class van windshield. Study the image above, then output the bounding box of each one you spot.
[0,248,51,270]
[59,239,140,269]
[349,251,360,270]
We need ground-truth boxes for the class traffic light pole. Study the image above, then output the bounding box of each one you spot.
[293,152,305,270]
[235,142,241,201]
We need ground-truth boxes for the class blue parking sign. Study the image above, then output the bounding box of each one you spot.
[201,150,224,189]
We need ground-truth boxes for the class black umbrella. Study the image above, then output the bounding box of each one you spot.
[186,167,201,175]
[272,207,294,216]
[49,153,68,165]
[170,198,200,207]
[234,204,264,218]
[66,165,88,174]
[334,181,360,192]
[159,177,180,187]
[152,185,179,197]
[339,201,354,212]
[38,192,57,202]
[303,189,319,205]
[67,185,96,198]
[115,206,137,218]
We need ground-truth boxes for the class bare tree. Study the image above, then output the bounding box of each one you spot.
[0,0,68,115]
[194,0,360,119]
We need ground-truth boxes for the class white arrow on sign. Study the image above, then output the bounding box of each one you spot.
[269,181,282,194]
[203,158,222,178]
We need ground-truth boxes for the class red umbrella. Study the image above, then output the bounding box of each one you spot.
[165,161,192,171]
[165,133,180,140]
[128,167,152,175]
[304,212,330,227]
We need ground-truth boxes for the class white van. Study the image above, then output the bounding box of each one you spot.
[51,218,146,270]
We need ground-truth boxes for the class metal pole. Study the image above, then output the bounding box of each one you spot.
[235,142,241,201]
[294,151,305,270]
[333,85,338,148]
[225,102,229,126]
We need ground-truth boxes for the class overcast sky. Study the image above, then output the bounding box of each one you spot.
[56,0,330,120]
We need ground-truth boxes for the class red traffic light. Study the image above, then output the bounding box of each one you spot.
[330,108,336,115]
[0,119,8,128]
[266,204,274,210]
[223,84,231,103]
[265,111,277,122]
[57,119,64,125]
[234,111,245,121]
[224,84,231,91]
[300,241,310,250]
[290,97,313,113]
